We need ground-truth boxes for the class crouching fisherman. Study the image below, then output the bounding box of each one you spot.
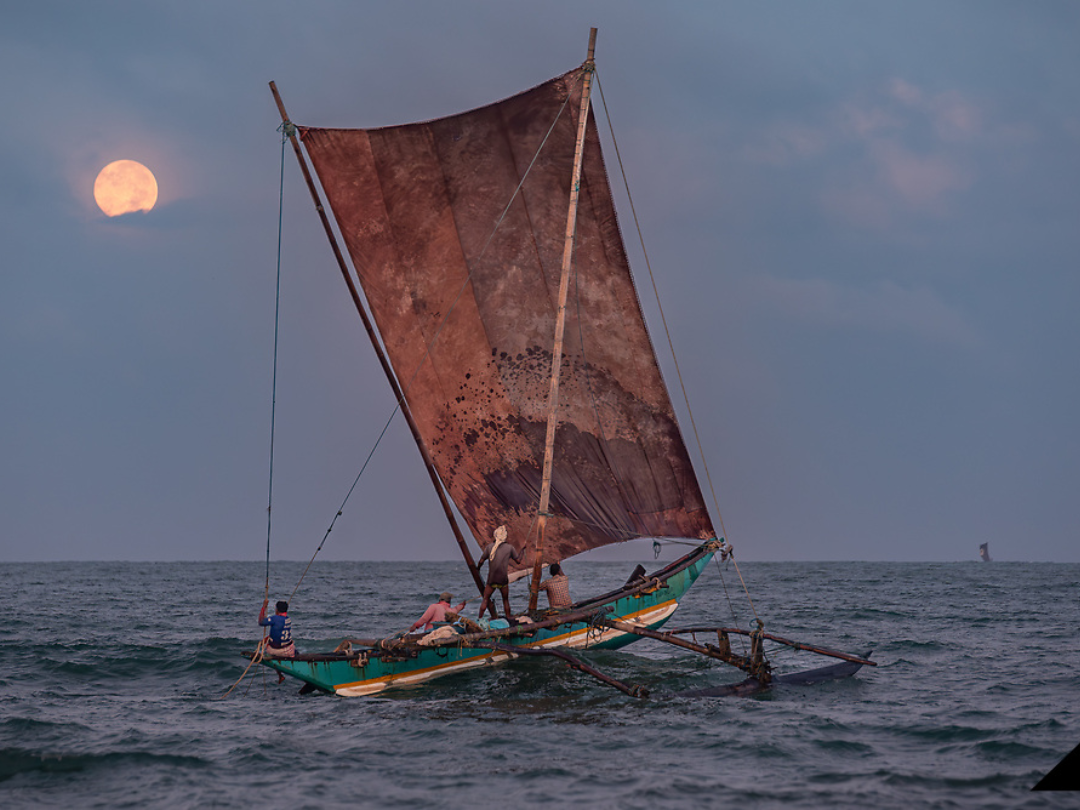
[258,599,295,684]
[410,592,468,633]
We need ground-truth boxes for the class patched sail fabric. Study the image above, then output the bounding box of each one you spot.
[298,66,714,565]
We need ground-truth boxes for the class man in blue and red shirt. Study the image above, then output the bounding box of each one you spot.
[258,599,295,683]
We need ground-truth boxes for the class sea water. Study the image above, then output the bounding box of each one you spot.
[1,560,1077,808]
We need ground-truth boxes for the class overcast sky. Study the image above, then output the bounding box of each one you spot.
[2,1,1078,563]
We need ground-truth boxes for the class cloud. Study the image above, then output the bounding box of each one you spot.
[742,122,827,166]
[869,139,973,209]
[890,78,923,107]
[820,139,973,229]
[883,79,983,141]
[929,91,982,141]
[751,276,981,348]
[825,83,984,225]
[842,104,902,139]
[741,78,987,228]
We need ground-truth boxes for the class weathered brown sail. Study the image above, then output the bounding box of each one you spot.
[298,66,714,566]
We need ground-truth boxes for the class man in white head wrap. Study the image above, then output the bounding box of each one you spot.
[477,524,523,619]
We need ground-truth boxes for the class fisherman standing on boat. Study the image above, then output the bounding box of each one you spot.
[477,525,523,619]
[538,563,572,608]
[410,592,467,632]
[258,599,295,683]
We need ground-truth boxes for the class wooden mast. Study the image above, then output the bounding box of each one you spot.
[268,82,486,597]
[528,28,598,611]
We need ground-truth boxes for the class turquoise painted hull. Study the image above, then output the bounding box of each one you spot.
[263,543,717,696]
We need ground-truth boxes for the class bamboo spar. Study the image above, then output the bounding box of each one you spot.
[268,82,487,598]
[528,28,598,611]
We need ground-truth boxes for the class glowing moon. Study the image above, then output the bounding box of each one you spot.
[93,160,158,217]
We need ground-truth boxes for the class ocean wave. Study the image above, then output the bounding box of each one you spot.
[0,748,208,783]
[3,560,1076,807]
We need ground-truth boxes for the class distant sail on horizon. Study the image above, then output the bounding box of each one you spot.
[979,542,992,562]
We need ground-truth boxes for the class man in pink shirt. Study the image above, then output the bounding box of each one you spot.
[410,592,467,632]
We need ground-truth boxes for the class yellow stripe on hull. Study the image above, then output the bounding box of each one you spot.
[332,599,679,697]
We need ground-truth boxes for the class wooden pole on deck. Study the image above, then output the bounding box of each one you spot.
[268,82,486,597]
[528,27,598,611]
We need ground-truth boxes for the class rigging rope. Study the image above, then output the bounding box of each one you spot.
[232,124,288,700]
[595,71,759,623]
[228,124,289,702]
[711,553,750,656]
[288,405,399,600]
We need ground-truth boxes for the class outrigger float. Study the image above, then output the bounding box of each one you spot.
[247,28,875,698]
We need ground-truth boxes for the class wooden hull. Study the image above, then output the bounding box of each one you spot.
[262,542,717,696]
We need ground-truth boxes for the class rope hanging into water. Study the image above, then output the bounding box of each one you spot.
[226,125,291,704]
[220,637,268,699]
[229,125,288,700]
[595,71,759,624]
[284,73,584,599]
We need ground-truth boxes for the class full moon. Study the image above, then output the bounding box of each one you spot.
[93,160,158,217]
